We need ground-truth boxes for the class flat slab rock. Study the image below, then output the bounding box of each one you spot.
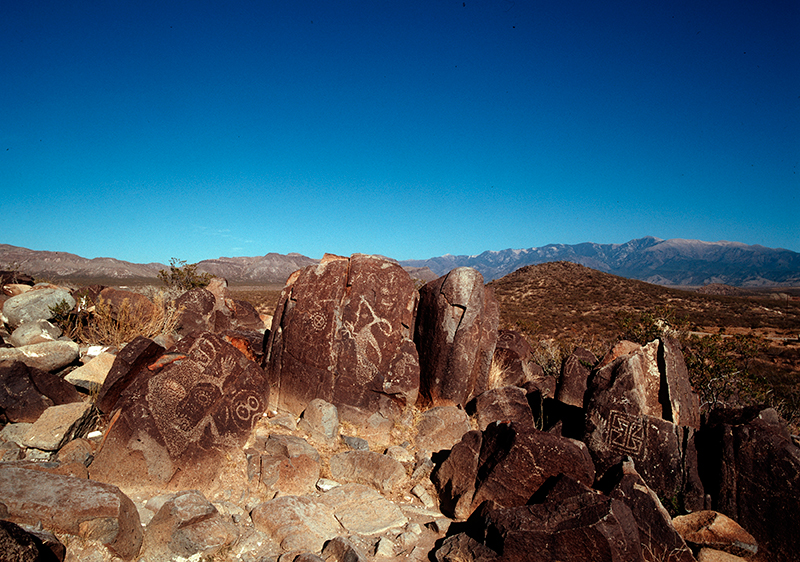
[0,465,142,560]
[320,483,408,535]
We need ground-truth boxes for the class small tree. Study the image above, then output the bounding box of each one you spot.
[158,258,213,291]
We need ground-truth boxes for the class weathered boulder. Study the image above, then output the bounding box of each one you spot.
[8,319,62,347]
[2,286,75,329]
[297,398,340,445]
[89,331,269,493]
[415,267,499,407]
[265,254,420,424]
[0,361,82,423]
[94,336,165,414]
[696,406,799,562]
[329,450,406,493]
[96,287,156,325]
[556,346,597,408]
[21,401,95,451]
[583,338,703,510]
[251,495,342,553]
[601,459,696,562]
[319,483,408,535]
[468,385,535,431]
[64,351,116,393]
[0,519,66,562]
[492,330,537,388]
[413,405,472,455]
[0,340,80,372]
[470,475,645,562]
[432,421,595,520]
[251,434,322,497]
[434,532,499,562]
[0,466,143,560]
[672,511,757,559]
[140,490,237,561]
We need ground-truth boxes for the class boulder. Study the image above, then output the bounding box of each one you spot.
[473,475,645,562]
[556,346,597,408]
[321,536,370,562]
[96,287,156,324]
[8,319,62,347]
[320,483,408,535]
[89,331,269,493]
[696,407,799,562]
[140,490,237,561]
[415,267,499,407]
[94,336,165,414]
[2,286,75,329]
[63,351,116,393]
[583,338,703,510]
[672,511,757,558]
[0,466,143,560]
[602,459,696,562]
[0,340,80,372]
[329,450,406,493]
[432,421,595,520]
[265,254,420,424]
[21,402,96,452]
[434,532,499,562]
[492,330,537,388]
[0,361,82,423]
[414,405,472,455]
[0,519,66,562]
[468,385,535,431]
[252,434,321,497]
[297,398,340,445]
[251,495,342,553]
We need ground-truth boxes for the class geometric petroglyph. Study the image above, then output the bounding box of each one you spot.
[606,409,645,455]
[309,309,327,331]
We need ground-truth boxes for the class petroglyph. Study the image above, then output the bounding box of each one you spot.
[606,410,645,455]
[344,296,393,385]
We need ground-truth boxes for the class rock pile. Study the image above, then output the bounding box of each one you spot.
[1,256,797,561]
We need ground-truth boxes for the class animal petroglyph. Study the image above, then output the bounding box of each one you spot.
[343,296,393,385]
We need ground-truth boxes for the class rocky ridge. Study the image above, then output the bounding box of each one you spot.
[0,255,798,561]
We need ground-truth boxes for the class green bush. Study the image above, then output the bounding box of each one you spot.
[158,258,214,291]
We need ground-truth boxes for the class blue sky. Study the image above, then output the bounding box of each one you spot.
[2,0,798,264]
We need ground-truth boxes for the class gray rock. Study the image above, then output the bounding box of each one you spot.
[298,398,340,444]
[2,287,75,329]
[8,319,62,347]
[0,340,80,372]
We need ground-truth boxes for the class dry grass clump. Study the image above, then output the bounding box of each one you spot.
[487,354,512,390]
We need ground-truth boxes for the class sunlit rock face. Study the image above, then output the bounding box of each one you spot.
[264,253,420,425]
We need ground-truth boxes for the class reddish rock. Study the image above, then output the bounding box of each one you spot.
[583,338,703,510]
[492,330,536,388]
[556,347,597,408]
[89,331,269,493]
[174,288,217,335]
[97,287,156,324]
[415,267,499,408]
[0,519,66,562]
[659,337,701,429]
[696,407,799,562]
[475,475,645,562]
[602,459,696,562]
[265,254,420,424]
[0,360,82,423]
[672,511,757,558]
[413,405,472,455]
[94,336,165,414]
[468,385,535,431]
[432,421,595,520]
[0,466,142,560]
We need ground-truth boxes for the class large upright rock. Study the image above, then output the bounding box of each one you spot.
[265,254,420,424]
[583,338,703,510]
[89,331,269,493]
[415,267,499,407]
[696,407,800,562]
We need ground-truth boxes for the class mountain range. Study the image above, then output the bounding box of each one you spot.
[1,237,799,287]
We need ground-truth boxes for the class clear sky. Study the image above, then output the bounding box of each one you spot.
[2,1,798,264]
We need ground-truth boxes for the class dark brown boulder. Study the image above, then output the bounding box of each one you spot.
[556,347,597,408]
[468,385,535,431]
[601,459,696,562]
[94,336,165,414]
[89,331,269,493]
[583,338,703,510]
[0,361,82,423]
[265,254,420,424]
[174,288,217,335]
[696,407,800,562]
[492,330,536,388]
[474,475,645,562]
[0,519,65,562]
[432,420,595,520]
[97,287,156,324]
[415,267,499,408]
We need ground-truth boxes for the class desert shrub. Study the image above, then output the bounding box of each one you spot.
[158,258,213,291]
[617,306,688,345]
[532,338,569,381]
[487,354,511,389]
[48,299,82,340]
